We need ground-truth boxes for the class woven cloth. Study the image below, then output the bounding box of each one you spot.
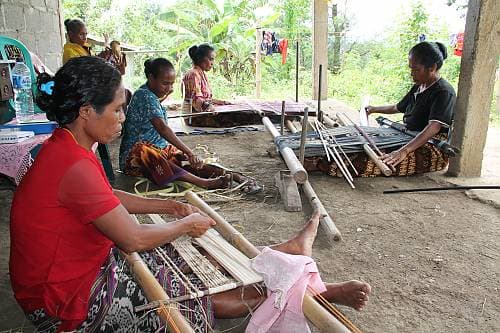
[0,134,50,184]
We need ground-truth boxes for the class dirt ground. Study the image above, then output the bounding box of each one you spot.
[1,115,499,332]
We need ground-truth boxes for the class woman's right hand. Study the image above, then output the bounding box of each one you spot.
[365,105,376,116]
[184,213,216,238]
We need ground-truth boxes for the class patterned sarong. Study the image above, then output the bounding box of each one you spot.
[25,246,215,332]
[123,141,188,186]
[306,134,449,177]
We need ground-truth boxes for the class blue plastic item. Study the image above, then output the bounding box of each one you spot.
[0,35,43,119]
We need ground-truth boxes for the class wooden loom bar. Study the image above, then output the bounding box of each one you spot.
[185,191,350,332]
[341,112,394,176]
[284,119,343,242]
[299,107,309,164]
[124,252,195,333]
[363,144,392,177]
[262,116,308,184]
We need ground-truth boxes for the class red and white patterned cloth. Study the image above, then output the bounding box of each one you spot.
[0,134,50,184]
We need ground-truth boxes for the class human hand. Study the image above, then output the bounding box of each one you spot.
[103,33,110,47]
[184,213,216,238]
[365,105,376,116]
[381,148,409,168]
[187,153,204,169]
[174,203,204,218]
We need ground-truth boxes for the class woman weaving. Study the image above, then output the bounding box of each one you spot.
[182,44,263,127]
[310,41,456,177]
[119,57,260,192]
[10,56,371,332]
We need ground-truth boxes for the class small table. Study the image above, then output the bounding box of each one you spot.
[0,134,50,184]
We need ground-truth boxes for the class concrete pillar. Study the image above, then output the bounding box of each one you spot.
[448,0,500,177]
[312,0,328,100]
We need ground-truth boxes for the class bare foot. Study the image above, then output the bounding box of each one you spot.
[271,212,321,257]
[322,280,371,311]
[206,174,231,189]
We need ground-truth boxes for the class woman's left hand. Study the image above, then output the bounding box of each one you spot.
[381,148,409,167]
[187,153,204,169]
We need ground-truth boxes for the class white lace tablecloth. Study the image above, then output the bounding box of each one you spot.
[0,134,51,184]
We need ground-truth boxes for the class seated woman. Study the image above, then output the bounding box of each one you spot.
[62,18,91,64]
[119,57,258,191]
[182,43,262,127]
[10,56,371,332]
[98,40,127,76]
[308,41,456,177]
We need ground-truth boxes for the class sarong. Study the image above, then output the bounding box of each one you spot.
[123,141,188,186]
[306,134,449,177]
[25,246,215,333]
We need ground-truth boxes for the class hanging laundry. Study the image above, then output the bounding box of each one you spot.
[279,39,288,64]
[260,30,289,64]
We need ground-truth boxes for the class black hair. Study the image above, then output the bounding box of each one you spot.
[188,44,215,66]
[409,41,448,70]
[144,58,174,79]
[36,56,122,126]
[64,18,85,34]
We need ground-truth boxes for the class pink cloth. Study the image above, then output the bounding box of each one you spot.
[0,134,50,184]
[247,247,326,333]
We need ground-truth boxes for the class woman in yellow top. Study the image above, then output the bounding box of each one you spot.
[62,19,92,64]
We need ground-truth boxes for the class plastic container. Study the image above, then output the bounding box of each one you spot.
[11,59,34,123]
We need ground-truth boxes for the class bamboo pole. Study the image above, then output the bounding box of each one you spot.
[279,119,342,243]
[185,191,349,332]
[299,107,309,164]
[262,116,308,184]
[302,182,342,242]
[363,144,392,176]
[124,252,195,333]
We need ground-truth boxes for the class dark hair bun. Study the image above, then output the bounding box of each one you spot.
[435,42,448,60]
[64,19,71,28]
[35,57,122,126]
[143,57,174,79]
[188,45,198,60]
[36,72,56,119]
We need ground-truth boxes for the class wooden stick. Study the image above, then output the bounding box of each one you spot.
[317,121,359,176]
[299,107,309,164]
[281,119,343,241]
[363,144,392,176]
[262,116,308,184]
[185,191,347,332]
[341,112,395,175]
[295,40,299,102]
[286,119,298,133]
[317,64,323,123]
[335,112,347,126]
[125,252,195,332]
[280,100,286,136]
[341,113,382,155]
[313,120,331,162]
[323,114,337,128]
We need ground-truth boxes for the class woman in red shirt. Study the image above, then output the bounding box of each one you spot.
[10,56,370,332]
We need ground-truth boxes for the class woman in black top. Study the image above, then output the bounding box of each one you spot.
[305,41,456,177]
[367,41,456,168]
